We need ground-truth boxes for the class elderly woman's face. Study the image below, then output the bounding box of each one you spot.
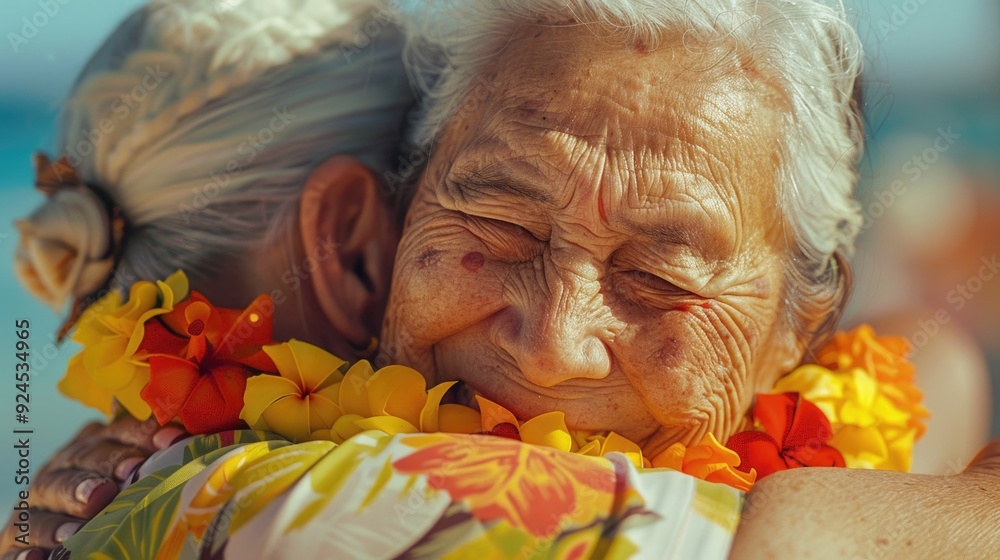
[382,26,797,453]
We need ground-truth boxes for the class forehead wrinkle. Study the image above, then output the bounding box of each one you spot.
[437,23,782,262]
[447,125,597,212]
[602,137,738,261]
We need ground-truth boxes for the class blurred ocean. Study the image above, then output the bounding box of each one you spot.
[0,0,147,512]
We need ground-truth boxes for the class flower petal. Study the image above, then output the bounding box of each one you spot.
[726,430,784,477]
[518,411,573,452]
[215,294,274,355]
[241,374,301,426]
[340,361,373,417]
[828,425,889,469]
[600,432,646,467]
[308,392,342,429]
[354,415,419,436]
[58,353,113,417]
[81,336,129,387]
[113,369,153,421]
[262,343,300,387]
[782,395,835,450]
[753,393,797,441]
[157,270,189,308]
[419,381,456,432]
[366,365,426,427]
[651,443,686,471]
[288,339,345,392]
[331,414,366,443]
[437,404,481,434]
[475,396,519,432]
[260,395,312,442]
[176,363,250,433]
[143,355,201,425]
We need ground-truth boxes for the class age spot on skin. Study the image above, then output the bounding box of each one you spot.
[461,251,485,271]
[416,247,445,269]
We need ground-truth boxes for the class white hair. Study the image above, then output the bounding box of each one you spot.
[398,0,865,345]
[49,0,414,295]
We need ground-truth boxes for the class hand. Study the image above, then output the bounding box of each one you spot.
[0,416,187,560]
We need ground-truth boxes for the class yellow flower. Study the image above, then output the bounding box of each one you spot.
[58,270,188,418]
[299,359,479,444]
[774,364,917,471]
[815,324,929,438]
[240,340,347,443]
[476,396,651,469]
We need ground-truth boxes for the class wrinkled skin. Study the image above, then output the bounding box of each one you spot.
[381,25,801,455]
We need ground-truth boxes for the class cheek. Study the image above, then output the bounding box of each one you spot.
[615,307,755,433]
[383,222,509,365]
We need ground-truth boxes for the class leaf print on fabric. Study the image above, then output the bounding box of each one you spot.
[393,433,618,539]
[62,468,184,559]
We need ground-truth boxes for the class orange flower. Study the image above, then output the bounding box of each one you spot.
[393,433,618,539]
[651,434,756,492]
[139,293,276,434]
[815,324,929,438]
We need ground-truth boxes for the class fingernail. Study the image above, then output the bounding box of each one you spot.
[54,522,82,543]
[152,425,187,449]
[114,456,145,480]
[16,549,44,560]
[75,477,107,503]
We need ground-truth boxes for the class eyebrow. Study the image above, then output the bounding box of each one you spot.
[449,160,730,260]
[621,221,690,248]
[449,165,556,205]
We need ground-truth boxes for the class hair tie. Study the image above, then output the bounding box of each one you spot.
[14,153,127,341]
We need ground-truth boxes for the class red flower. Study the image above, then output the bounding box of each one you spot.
[726,392,845,479]
[139,292,276,434]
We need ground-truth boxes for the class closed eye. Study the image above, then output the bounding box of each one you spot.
[463,214,545,261]
[613,269,701,306]
[622,270,686,292]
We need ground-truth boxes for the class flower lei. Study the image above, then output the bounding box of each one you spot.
[59,271,928,492]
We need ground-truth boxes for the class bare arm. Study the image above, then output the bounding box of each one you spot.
[730,439,1000,559]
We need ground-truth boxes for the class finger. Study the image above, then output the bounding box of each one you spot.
[52,439,150,480]
[69,422,104,444]
[0,510,81,552]
[102,416,168,451]
[0,548,47,560]
[152,424,189,451]
[31,471,118,519]
[37,423,106,476]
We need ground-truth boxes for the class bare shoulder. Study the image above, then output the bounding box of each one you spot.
[729,465,999,560]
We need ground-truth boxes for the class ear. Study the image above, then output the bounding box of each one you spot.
[299,156,397,348]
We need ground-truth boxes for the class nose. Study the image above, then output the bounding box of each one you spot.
[499,271,613,387]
